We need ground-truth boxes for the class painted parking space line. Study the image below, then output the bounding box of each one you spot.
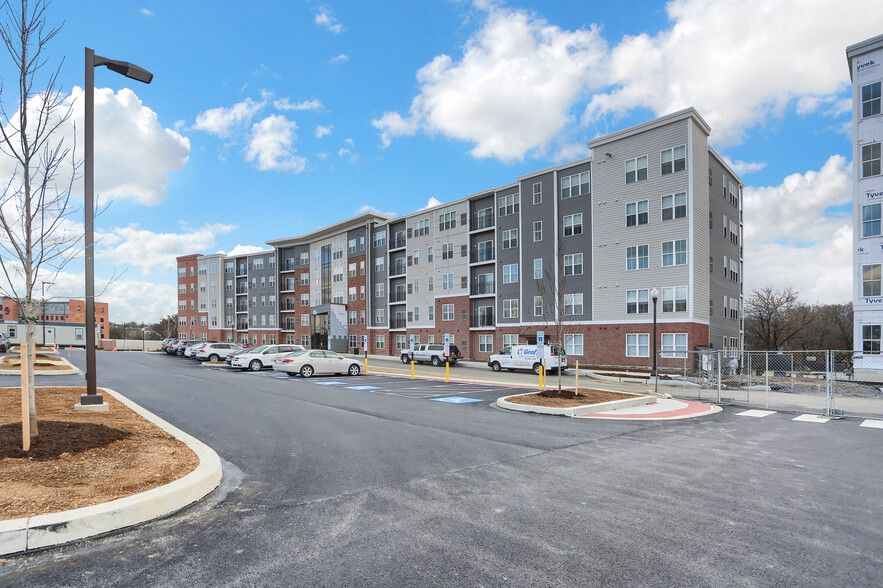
[345,385,383,391]
[792,414,830,423]
[310,381,348,386]
[431,397,482,404]
[860,419,883,429]
[736,409,777,417]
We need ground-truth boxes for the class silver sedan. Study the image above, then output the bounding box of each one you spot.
[272,349,361,378]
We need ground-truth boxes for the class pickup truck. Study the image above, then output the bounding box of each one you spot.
[400,344,461,366]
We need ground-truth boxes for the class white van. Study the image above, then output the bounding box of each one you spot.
[487,345,567,375]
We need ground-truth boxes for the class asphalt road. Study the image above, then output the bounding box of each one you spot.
[1,350,881,587]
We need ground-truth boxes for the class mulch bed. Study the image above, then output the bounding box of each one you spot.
[0,387,199,520]
[505,388,639,408]
[0,356,74,372]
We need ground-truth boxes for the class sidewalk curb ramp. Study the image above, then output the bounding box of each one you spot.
[0,387,222,556]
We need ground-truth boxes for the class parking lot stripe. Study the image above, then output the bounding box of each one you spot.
[736,409,777,417]
[859,419,883,429]
[431,397,482,404]
[792,414,830,423]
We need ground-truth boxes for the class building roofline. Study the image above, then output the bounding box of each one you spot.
[707,146,743,186]
[176,253,201,262]
[266,211,392,247]
[516,156,593,182]
[587,107,711,148]
[846,33,883,81]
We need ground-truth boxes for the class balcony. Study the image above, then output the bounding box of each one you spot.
[470,250,495,264]
[470,211,495,231]
[390,318,407,330]
[472,308,495,327]
[470,282,495,296]
[390,236,406,250]
[390,265,407,277]
[389,289,408,303]
[284,301,297,311]
[281,262,296,272]
[237,286,248,294]
[236,322,248,331]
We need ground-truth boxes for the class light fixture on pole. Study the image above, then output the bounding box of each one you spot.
[41,281,53,346]
[83,48,153,406]
[650,287,659,377]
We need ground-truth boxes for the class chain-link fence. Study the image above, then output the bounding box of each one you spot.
[655,349,883,418]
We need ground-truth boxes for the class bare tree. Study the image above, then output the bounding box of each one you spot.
[153,314,178,339]
[744,287,813,350]
[534,242,580,398]
[0,0,78,440]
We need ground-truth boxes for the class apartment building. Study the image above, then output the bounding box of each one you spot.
[177,108,743,367]
[1,297,109,343]
[848,33,883,380]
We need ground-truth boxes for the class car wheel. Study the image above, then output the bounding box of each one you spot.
[431,357,441,367]
[532,363,542,375]
[401,355,410,364]
[208,354,219,362]
[490,361,501,372]
[348,364,361,376]
[300,365,314,378]
[249,359,262,371]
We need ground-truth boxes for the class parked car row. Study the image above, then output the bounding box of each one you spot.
[160,338,363,378]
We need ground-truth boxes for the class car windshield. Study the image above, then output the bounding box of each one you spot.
[281,350,308,359]
[244,346,268,354]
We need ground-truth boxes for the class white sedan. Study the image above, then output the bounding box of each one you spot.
[272,349,361,378]
[230,344,305,371]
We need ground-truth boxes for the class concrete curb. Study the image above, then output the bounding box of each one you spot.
[0,387,222,556]
[496,391,656,417]
[0,355,80,377]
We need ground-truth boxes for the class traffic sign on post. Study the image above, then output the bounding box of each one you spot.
[409,334,415,353]
[444,333,451,354]
[537,330,545,359]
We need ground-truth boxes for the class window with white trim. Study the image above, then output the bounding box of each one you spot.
[625,156,648,183]
[661,333,688,358]
[396,335,407,350]
[865,203,883,237]
[503,264,519,284]
[533,182,542,204]
[442,242,454,260]
[862,81,881,118]
[479,334,493,353]
[502,229,518,249]
[563,253,582,276]
[533,258,542,279]
[627,289,649,314]
[863,264,881,297]
[561,171,590,198]
[503,334,518,347]
[661,286,687,312]
[533,221,542,242]
[502,298,519,318]
[442,303,454,321]
[533,296,543,317]
[414,218,430,237]
[662,239,687,266]
[661,192,687,220]
[375,257,385,272]
[375,308,385,323]
[373,231,386,247]
[863,143,881,178]
[442,273,454,290]
[563,213,582,236]
[660,145,686,175]
[564,293,583,315]
[626,245,649,271]
[564,334,583,356]
[626,333,649,357]
[626,200,649,226]
[863,324,881,354]
[498,193,520,216]
[439,212,457,231]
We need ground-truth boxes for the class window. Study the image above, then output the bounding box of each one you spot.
[414,218,430,236]
[563,213,582,236]
[627,245,649,271]
[625,156,648,183]
[863,81,881,118]
[863,264,881,297]
[427,247,433,262]
[534,296,543,317]
[299,252,309,264]
[564,293,583,315]
[300,334,310,347]
[503,299,519,318]
[177,268,186,278]
[661,333,688,358]
[563,253,582,276]
[428,305,434,321]
[413,306,420,322]
[503,264,518,284]
[498,193,520,216]
[479,334,493,353]
[477,240,493,262]
[661,192,687,220]
[375,283,384,298]
[442,243,454,260]
[533,182,542,204]
[662,286,688,312]
[442,303,454,321]
[413,250,419,266]
[863,143,881,178]
[662,239,687,266]
[349,287,357,302]
[626,200,649,226]
[626,333,649,357]
[863,325,881,354]
[502,229,518,249]
[375,257,385,272]
[729,221,739,244]
[348,238,357,254]
[503,334,518,347]
[533,258,543,279]
[300,293,309,306]
[396,335,407,350]
[439,212,457,231]
[300,273,309,285]
[442,273,454,290]
[301,314,310,327]
[376,335,385,350]
[373,231,386,247]
[564,334,583,356]
[661,145,686,175]
[561,171,590,198]
[627,289,649,314]
[348,263,356,278]
[533,221,542,242]
[349,311,357,325]
[375,308,385,323]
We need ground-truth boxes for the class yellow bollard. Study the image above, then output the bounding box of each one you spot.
[446,361,450,382]
[364,357,368,375]
[411,360,415,379]
[539,364,544,391]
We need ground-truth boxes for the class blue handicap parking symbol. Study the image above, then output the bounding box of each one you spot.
[345,385,383,390]
[312,381,347,385]
[431,396,482,404]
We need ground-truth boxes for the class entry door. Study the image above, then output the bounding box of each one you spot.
[311,313,329,349]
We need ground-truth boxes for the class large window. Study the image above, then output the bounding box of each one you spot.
[442,243,454,260]
[534,296,543,317]
[660,145,686,175]
[533,258,543,279]
[863,325,881,354]
[662,192,687,220]
[503,298,519,318]
[533,221,542,242]
[563,253,583,276]
[439,212,457,231]
[533,182,542,204]
[498,193,520,216]
[442,273,454,290]
[661,286,688,312]
[564,293,583,315]
[863,264,881,297]
[661,333,688,358]
[625,156,648,183]
[662,239,687,266]
[563,213,583,236]
[502,229,518,249]
[479,335,493,353]
[503,264,519,284]
[442,303,454,321]
[626,333,649,357]
[863,81,881,118]
[863,143,881,178]
[626,245,649,271]
[627,289,649,314]
[561,171,590,198]
[626,200,649,226]
[373,231,386,247]
[564,334,583,356]
[414,218,430,236]
[863,203,882,238]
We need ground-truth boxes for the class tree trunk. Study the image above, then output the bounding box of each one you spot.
[26,311,37,436]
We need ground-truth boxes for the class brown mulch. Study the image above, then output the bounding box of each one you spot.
[0,355,74,372]
[595,371,672,380]
[0,387,199,520]
[505,388,639,408]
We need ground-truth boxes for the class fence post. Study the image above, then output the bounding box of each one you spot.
[682,352,687,398]
[825,350,832,417]
[765,351,770,410]
[717,351,722,403]
[746,352,752,403]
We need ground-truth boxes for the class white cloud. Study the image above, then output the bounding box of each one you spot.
[338,147,350,158]
[274,98,323,112]
[139,8,155,17]
[743,155,852,304]
[344,138,354,147]
[419,197,442,210]
[245,115,307,173]
[317,152,329,160]
[96,223,235,274]
[315,7,344,34]
[0,86,189,207]
[193,97,264,138]
[225,244,266,256]
[721,156,767,176]
[796,95,852,117]
[330,54,349,64]
[315,125,333,138]
[372,6,607,161]
[100,278,178,324]
[356,204,396,217]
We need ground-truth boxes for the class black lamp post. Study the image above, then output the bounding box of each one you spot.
[83,48,153,406]
[650,287,659,377]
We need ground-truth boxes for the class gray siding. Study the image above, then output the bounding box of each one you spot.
[708,152,744,348]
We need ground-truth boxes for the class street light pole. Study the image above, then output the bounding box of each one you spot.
[83,48,153,406]
[650,287,659,377]
[41,281,53,346]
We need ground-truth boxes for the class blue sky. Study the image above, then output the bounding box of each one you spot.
[0,0,881,322]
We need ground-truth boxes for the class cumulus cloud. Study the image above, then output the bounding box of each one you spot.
[0,86,189,207]
[315,7,344,34]
[245,115,307,173]
[743,155,852,304]
[225,244,267,256]
[721,156,767,176]
[274,98,323,112]
[193,97,264,137]
[419,197,442,210]
[330,54,349,64]
[139,8,155,17]
[96,223,235,274]
[315,125,333,138]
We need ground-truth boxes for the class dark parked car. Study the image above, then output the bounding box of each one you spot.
[0,333,8,353]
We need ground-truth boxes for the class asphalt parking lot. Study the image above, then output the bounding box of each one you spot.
[2,350,882,587]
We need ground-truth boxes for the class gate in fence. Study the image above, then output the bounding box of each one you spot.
[657,349,883,419]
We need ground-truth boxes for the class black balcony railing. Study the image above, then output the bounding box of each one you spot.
[389,290,407,302]
[236,322,248,331]
[282,262,296,271]
[472,308,495,327]
[470,249,495,263]
[390,265,406,277]
[284,302,297,310]
[470,282,495,295]
[390,318,407,329]
[470,211,495,231]
[390,236,406,249]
